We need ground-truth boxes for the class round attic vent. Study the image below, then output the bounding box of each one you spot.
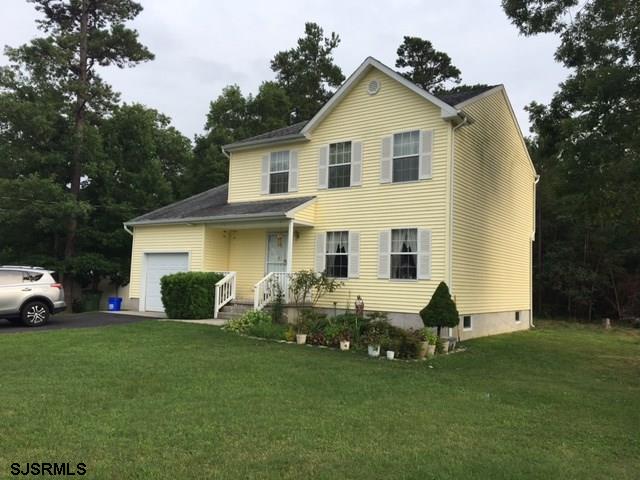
[367,79,381,95]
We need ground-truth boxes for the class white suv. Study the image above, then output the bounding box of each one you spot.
[0,267,66,326]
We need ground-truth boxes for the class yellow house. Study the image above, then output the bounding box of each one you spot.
[125,57,537,339]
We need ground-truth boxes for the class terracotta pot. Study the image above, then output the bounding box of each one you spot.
[427,344,436,357]
[367,345,380,357]
[441,339,450,354]
[339,340,350,351]
[296,333,307,345]
[386,350,395,360]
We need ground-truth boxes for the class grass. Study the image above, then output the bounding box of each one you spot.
[1,320,638,479]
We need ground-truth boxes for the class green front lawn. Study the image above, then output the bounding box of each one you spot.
[1,320,638,479]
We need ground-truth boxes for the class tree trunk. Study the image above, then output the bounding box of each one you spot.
[62,0,89,308]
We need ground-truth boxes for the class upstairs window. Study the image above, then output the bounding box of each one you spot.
[325,231,349,278]
[390,228,417,279]
[269,151,290,194]
[328,142,352,189]
[392,131,420,182]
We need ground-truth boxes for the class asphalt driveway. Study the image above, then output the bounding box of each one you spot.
[0,311,155,334]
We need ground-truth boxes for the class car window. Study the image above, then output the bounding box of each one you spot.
[23,272,44,283]
[0,271,25,285]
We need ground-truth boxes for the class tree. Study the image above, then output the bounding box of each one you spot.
[271,22,344,121]
[420,282,460,336]
[3,0,154,299]
[503,1,640,319]
[395,36,461,92]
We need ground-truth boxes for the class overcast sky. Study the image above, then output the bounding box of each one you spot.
[1,0,568,140]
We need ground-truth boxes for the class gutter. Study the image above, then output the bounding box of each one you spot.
[125,212,294,228]
[530,174,541,328]
[123,224,133,235]
[447,113,471,292]
[223,133,308,152]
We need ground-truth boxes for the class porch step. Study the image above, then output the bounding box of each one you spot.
[217,301,254,320]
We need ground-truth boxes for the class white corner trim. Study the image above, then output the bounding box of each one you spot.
[301,57,460,136]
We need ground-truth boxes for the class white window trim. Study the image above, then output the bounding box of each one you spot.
[390,227,418,281]
[462,315,473,331]
[391,130,421,184]
[325,230,349,279]
[269,151,290,194]
[328,141,353,189]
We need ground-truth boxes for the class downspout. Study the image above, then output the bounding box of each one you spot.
[530,174,541,328]
[123,224,133,236]
[448,115,470,293]
[220,146,230,160]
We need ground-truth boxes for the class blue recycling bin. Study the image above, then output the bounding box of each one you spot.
[108,296,123,311]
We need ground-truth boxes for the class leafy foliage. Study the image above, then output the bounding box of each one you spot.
[223,309,272,335]
[396,36,461,92]
[420,282,460,335]
[503,0,640,319]
[160,272,223,319]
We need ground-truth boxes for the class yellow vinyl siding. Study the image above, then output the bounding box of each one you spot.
[203,227,229,272]
[129,224,205,298]
[227,229,267,299]
[229,69,452,313]
[452,90,535,314]
[291,201,316,224]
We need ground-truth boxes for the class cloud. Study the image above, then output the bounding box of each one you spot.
[0,0,568,138]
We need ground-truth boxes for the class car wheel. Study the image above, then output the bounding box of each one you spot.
[21,301,50,327]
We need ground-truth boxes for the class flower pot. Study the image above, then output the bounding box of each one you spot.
[386,350,395,360]
[367,345,380,357]
[419,341,429,359]
[296,334,307,345]
[427,344,436,357]
[448,337,457,352]
[340,340,350,351]
[441,339,450,354]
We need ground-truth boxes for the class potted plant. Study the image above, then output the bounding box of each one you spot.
[418,329,429,359]
[338,325,352,351]
[426,331,437,357]
[419,282,460,353]
[364,319,387,358]
[295,315,309,345]
[384,337,398,360]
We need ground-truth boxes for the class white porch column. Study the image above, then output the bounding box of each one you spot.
[286,220,294,274]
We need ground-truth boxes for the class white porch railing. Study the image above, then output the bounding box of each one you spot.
[254,272,291,311]
[214,271,236,319]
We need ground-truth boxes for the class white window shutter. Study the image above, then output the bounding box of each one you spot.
[380,136,392,183]
[378,230,391,279]
[351,141,362,186]
[417,229,432,279]
[419,130,433,179]
[318,145,329,189]
[348,231,360,278]
[261,154,270,194]
[315,233,326,273]
[288,150,299,192]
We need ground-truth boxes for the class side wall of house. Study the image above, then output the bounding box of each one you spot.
[203,227,230,272]
[452,89,535,339]
[229,68,452,316]
[129,224,205,298]
[227,229,268,300]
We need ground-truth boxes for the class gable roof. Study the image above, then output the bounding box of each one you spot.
[224,57,498,151]
[125,184,315,226]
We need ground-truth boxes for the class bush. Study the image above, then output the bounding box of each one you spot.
[420,282,460,336]
[224,309,272,335]
[160,272,224,319]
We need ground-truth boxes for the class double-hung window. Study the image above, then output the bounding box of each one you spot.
[392,131,420,182]
[390,228,418,279]
[325,231,349,278]
[328,142,352,188]
[269,151,290,194]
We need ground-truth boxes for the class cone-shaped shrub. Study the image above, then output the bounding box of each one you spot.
[420,282,459,336]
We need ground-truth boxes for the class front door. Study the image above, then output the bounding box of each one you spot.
[266,233,288,273]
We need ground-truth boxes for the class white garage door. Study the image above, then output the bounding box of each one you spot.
[144,253,189,312]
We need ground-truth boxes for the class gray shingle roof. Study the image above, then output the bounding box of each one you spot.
[126,184,315,225]
[435,85,498,107]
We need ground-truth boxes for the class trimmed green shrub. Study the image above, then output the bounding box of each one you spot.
[420,282,460,336]
[160,272,224,319]
[223,310,272,335]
